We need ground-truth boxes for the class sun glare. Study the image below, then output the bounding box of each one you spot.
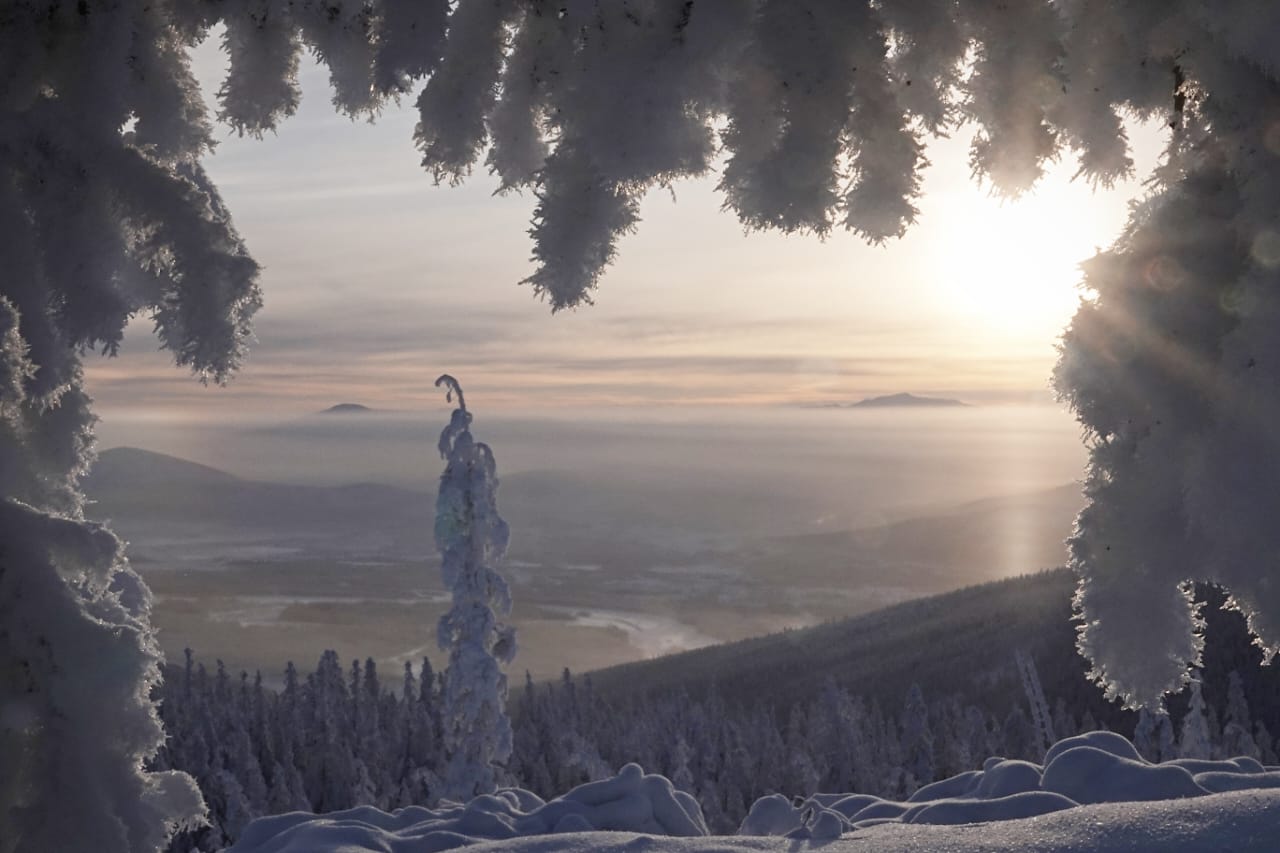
[930,191,1113,341]
[919,133,1155,347]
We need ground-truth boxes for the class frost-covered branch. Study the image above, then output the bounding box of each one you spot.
[1054,55,1280,706]
[25,0,1278,313]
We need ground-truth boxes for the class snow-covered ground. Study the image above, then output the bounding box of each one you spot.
[465,792,1280,851]
[229,732,1280,853]
[228,793,1280,852]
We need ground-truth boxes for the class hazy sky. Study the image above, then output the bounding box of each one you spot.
[84,36,1165,423]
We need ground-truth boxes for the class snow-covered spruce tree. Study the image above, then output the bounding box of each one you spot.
[433,375,517,801]
[1051,6,1280,709]
[900,683,935,794]
[1222,670,1260,760]
[1179,679,1212,760]
[0,2,259,846]
[1133,708,1160,763]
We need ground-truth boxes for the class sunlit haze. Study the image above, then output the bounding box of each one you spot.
[82,35,1164,428]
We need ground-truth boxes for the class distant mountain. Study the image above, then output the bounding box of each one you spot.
[88,446,240,488]
[320,403,373,414]
[852,392,967,408]
[85,447,431,546]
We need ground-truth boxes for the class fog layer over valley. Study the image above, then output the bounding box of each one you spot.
[88,405,1085,682]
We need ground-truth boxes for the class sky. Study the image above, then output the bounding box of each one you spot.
[83,34,1166,424]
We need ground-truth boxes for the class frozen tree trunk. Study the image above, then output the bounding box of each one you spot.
[433,375,517,801]
[1014,648,1055,757]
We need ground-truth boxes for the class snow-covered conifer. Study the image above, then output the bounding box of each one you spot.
[230,727,268,818]
[668,735,696,794]
[1255,721,1278,765]
[1052,698,1078,742]
[1053,3,1280,708]
[900,683,935,793]
[1156,713,1178,763]
[0,3,263,845]
[266,752,308,816]
[960,707,993,776]
[1179,679,1212,760]
[1222,671,1259,759]
[935,699,973,779]
[305,650,358,812]
[1133,708,1160,763]
[0,503,205,852]
[432,375,517,801]
[1001,706,1036,763]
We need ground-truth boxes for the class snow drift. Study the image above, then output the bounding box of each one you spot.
[229,731,1280,852]
[230,763,704,852]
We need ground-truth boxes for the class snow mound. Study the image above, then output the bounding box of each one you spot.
[428,790,1280,851]
[1043,730,1143,765]
[905,770,981,803]
[845,799,909,823]
[232,734,1280,852]
[736,794,801,837]
[734,731,1280,838]
[229,764,705,853]
[1041,746,1206,804]
[905,790,1078,825]
[1193,771,1280,793]
[972,759,1043,799]
[823,793,883,817]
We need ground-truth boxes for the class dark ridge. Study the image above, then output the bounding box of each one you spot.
[585,569,1079,715]
[584,568,1280,737]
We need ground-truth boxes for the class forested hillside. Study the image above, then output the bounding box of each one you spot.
[154,569,1280,847]
[589,569,1080,714]
[587,569,1280,730]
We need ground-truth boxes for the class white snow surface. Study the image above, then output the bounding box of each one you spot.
[226,792,1280,852]
[230,732,1280,853]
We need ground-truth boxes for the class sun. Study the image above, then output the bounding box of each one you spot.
[921,142,1147,345]
[936,198,1091,338]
